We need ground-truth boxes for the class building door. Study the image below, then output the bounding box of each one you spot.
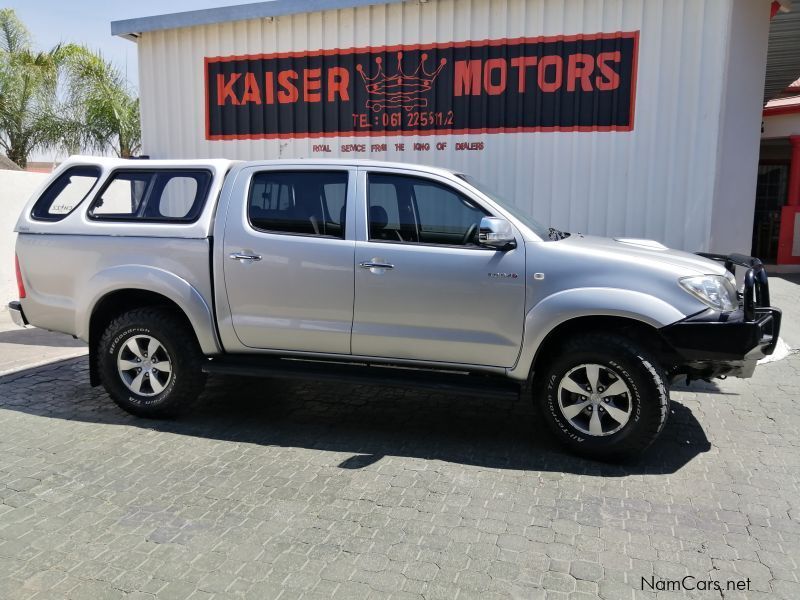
[751,163,788,262]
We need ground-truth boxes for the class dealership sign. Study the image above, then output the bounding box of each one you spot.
[205,32,639,140]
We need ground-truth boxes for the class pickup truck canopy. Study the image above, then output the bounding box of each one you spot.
[16,156,239,239]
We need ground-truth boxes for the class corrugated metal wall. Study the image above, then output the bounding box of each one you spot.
[137,0,736,252]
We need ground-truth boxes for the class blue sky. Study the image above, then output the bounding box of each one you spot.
[6,0,250,89]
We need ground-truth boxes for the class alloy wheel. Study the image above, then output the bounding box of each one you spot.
[556,363,633,436]
[116,335,173,397]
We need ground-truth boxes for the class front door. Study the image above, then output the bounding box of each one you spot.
[222,167,355,354]
[352,170,526,367]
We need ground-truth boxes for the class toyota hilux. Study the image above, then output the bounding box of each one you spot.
[8,157,781,459]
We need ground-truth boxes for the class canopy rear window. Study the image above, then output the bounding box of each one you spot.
[31,166,101,221]
[87,170,212,223]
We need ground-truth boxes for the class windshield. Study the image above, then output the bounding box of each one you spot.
[456,174,562,240]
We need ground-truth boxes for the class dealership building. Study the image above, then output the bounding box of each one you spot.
[112,0,800,260]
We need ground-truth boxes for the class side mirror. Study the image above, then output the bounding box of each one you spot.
[478,217,516,250]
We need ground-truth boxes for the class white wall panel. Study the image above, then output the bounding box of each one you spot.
[710,0,773,255]
[135,0,768,253]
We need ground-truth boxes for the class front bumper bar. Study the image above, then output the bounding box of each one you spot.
[660,306,781,362]
[7,301,28,328]
[696,252,772,321]
[660,253,782,378]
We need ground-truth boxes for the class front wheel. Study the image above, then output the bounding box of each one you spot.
[97,307,207,418]
[535,333,669,460]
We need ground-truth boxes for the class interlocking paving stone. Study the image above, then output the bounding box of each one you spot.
[0,351,796,598]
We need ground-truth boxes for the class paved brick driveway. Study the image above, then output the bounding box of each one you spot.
[0,350,797,599]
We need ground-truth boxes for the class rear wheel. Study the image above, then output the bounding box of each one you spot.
[536,333,669,460]
[97,307,206,418]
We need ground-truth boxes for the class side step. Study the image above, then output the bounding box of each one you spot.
[202,356,521,399]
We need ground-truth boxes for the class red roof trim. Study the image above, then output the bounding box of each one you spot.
[764,103,800,117]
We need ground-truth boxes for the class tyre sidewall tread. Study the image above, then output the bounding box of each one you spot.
[537,333,669,460]
[97,308,205,418]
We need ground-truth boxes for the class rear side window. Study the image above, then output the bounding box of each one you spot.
[92,172,149,216]
[248,171,348,238]
[31,166,101,221]
[88,170,212,222]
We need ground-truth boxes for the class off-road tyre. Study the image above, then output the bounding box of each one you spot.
[97,307,206,418]
[535,333,669,461]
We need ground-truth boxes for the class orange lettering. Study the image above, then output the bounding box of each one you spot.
[263,72,275,104]
[216,73,241,105]
[454,60,482,96]
[277,70,299,103]
[328,67,349,101]
[537,55,563,92]
[510,56,537,92]
[304,68,322,102]
[241,72,261,104]
[596,51,621,91]
[567,54,595,92]
[483,58,507,95]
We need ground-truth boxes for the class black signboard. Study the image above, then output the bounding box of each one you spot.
[205,32,638,140]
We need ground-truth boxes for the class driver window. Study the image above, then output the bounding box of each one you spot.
[367,173,488,246]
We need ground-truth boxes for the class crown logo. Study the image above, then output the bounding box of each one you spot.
[356,52,447,112]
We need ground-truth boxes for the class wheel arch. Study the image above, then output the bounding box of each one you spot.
[508,287,687,381]
[79,267,221,385]
[528,315,672,386]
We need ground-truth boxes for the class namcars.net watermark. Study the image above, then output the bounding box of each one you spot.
[642,576,751,593]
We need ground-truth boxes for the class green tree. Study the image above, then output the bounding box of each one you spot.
[66,48,141,158]
[0,9,76,168]
[0,9,141,166]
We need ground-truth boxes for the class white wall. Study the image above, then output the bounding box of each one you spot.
[134,0,772,253]
[709,0,773,255]
[0,171,48,309]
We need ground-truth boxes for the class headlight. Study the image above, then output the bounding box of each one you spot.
[679,275,738,312]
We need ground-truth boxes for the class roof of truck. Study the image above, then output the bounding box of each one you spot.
[64,155,239,170]
[236,158,460,176]
[63,155,459,176]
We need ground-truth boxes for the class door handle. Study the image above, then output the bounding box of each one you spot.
[360,261,394,270]
[229,252,262,262]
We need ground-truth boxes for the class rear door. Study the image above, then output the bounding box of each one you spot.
[220,165,356,354]
[351,168,526,367]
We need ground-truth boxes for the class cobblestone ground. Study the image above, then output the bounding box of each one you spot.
[0,352,797,600]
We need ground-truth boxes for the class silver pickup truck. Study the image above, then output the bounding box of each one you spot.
[9,156,781,459]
